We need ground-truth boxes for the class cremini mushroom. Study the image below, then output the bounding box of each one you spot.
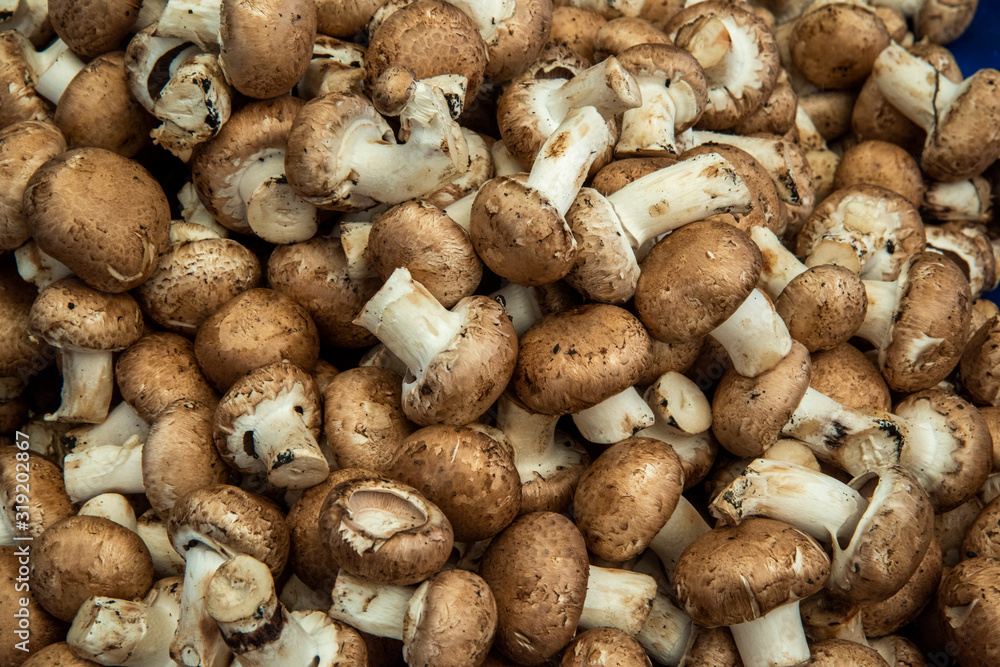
[0,121,65,252]
[116,333,218,423]
[936,557,1000,667]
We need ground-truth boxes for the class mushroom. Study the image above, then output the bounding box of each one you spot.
[353,267,517,426]
[0,546,66,667]
[25,148,170,293]
[861,536,943,638]
[923,177,992,223]
[0,258,51,399]
[136,510,187,578]
[61,402,148,502]
[926,222,998,300]
[0,446,72,545]
[47,0,140,58]
[28,278,144,423]
[594,16,671,60]
[800,591,866,645]
[213,360,328,490]
[116,333,218,423]
[0,31,50,127]
[809,343,891,413]
[0,121,65,252]
[790,2,890,89]
[21,643,100,667]
[805,639,889,666]
[677,627,742,667]
[959,495,1000,561]
[548,6,606,65]
[832,140,926,209]
[936,557,1000,667]
[560,627,651,667]
[447,0,553,82]
[329,568,495,667]
[672,517,830,667]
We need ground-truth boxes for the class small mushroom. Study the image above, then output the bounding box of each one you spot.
[116,333,218,423]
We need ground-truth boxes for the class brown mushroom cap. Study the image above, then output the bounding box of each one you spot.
[219,0,316,99]
[590,157,678,197]
[961,316,1000,406]
[937,557,1000,667]
[549,7,607,65]
[0,447,73,541]
[921,68,1000,183]
[116,332,218,423]
[365,1,487,109]
[573,436,684,562]
[29,515,154,621]
[388,424,520,543]
[320,474,453,586]
[0,121,66,252]
[832,140,926,208]
[961,496,1000,561]
[25,148,170,293]
[0,260,50,397]
[635,219,762,344]
[673,517,829,627]
[776,264,868,353]
[861,536,943,638]
[809,343,891,413]
[560,627,651,667]
[680,627,743,667]
[0,33,51,127]
[48,0,139,58]
[29,278,143,352]
[806,639,889,666]
[193,287,320,392]
[482,0,553,82]
[480,512,589,665]
[791,4,890,89]
[20,642,98,667]
[512,303,652,415]
[595,16,671,59]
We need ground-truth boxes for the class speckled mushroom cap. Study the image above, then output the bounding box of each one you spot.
[134,237,262,336]
[368,200,482,308]
[791,4,890,90]
[590,156,678,196]
[193,287,320,392]
[28,278,143,352]
[219,0,316,99]
[21,642,101,666]
[364,1,487,109]
[776,264,868,353]
[319,474,453,586]
[960,496,1000,561]
[479,512,590,665]
[861,536,942,638]
[665,1,779,130]
[403,569,498,667]
[876,253,972,393]
[0,549,64,667]
[616,42,709,129]
[512,303,652,415]
[634,219,762,344]
[680,627,742,667]
[961,315,1000,406]
[829,465,934,604]
[29,515,154,621]
[563,187,641,304]
[917,0,977,44]
[806,639,889,666]
[315,0,386,37]
[809,343,891,413]
[0,260,50,398]
[387,424,521,543]
[0,32,51,126]
[832,141,926,209]
[573,436,684,562]
[711,341,810,457]
[0,447,73,540]
[192,96,304,233]
[595,17,671,60]
[167,484,290,576]
[560,627,651,667]
[25,148,170,293]
[937,557,1000,667]
[678,144,781,233]
[48,0,139,57]
[268,234,380,349]
[0,121,65,251]
[548,6,606,65]
[116,332,218,422]
[480,0,552,82]
[672,517,830,627]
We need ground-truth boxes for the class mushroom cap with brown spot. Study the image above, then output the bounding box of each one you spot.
[809,343,891,413]
[916,0,978,45]
[0,259,50,396]
[54,51,154,158]
[116,332,218,423]
[369,200,482,308]
[403,568,498,667]
[563,187,640,304]
[777,264,868,353]
[134,237,262,336]
[680,627,742,667]
[634,219,762,344]
[833,140,926,208]
[936,557,1000,667]
[549,6,607,65]
[806,639,889,666]
[167,484,290,576]
[25,148,169,293]
[791,4,890,89]
[388,424,521,543]
[0,121,66,252]
[268,234,380,349]
[29,278,143,352]
[513,303,652,415]
[480,512,589,665]
[143,400,229,520]
[219,0,316,99]
[960,496,1000,561]
[193,287,320,392]
[711,341,810,457]
[29,515,154,621]
[921,69,1000,183]
[559,627,651,667]
[573,436,683,562]
[861,536,942,638]
[48,0,139,58]
[192,96,304,232]
[672,517,830,627]
[364,1,487,109]
[880,252,972,393]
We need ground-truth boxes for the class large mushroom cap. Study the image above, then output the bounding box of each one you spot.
[48,0,139,58]
[116,332,218,422]
[513,303,652,415]
[29,278,143,352]
[806,639,889,666]
[0,121,66,252]
[480,512,590,665]
[25,148,170,293]
[673,517,830,627]
[560,627,651,667]
[937,557,1000,667]
[0,259,50,397]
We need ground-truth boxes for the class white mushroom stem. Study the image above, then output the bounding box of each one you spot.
[618,80,684,156]
[47,348,115,424]
[579,566,657,636]
[647,496,712,577]
[803,194,911,279]
[636,592,694,667]
[170,543,232,667]
[328,571,411,640]
[63,401,149,451]
[496,395,586,487]
[872,42,963,134]
[729,600,811,667]
[1,0,48,39]
[708,288,793,378]
[354,268,463,382]
[606,152,753,249]
[447,0,515,43]
[178,182,228,236]
[924,179,992,222]
[63,434,145,503]
[893,401,966,502]
[22,38,85,104]
[279,574,330,613]
[489,283,544,335]
[491,139,525,175]
[155,0,223,49]
[14,241,74,289]
[710,458,868,546]
[340,221,377,282]
[643,371,712,435]
[233,147,317,244]
[79,493,139,532]
[545,56,642,124]
[68,585,182,667]
[854,276,907,357]
[750,226,808,299]
[572,386,655,444]
[442,194,474,234]
[677,14,768,114]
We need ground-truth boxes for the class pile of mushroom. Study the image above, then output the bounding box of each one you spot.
[3,0,1000,665]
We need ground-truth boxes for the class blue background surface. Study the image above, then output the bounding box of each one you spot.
[948,1,1000,304]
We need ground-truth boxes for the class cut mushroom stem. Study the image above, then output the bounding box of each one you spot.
[63,400,149,452]
[871,42,960,134]
[14,241,73,290]
[155,0,223,49]
[728,600,810,667]
[79,493,139,532]
[328,571,411,640]
[572,386,655,444]
[232,392,327,489]
[237,148,317,244]
[171,543,232,667]
[63,433,145,503]
[708,288,793,378]
[496,395,585,487]
[22,38,86,103]
[447,0,514,44]
[853,277,906,352]
[710,458,868,546]
[578,565,657,636]
[636,591,694,666]
[647,496,711,576]
[547,56,642,123]
[750,226,808,299]
[47,349,114,423]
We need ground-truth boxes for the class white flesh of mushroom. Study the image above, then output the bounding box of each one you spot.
[170,541,232,667]
[871,42,965,136]
[708,288,792,378]
[578,565,657,636]
[328,571,411,640]
[728,600,810,667]
[496,394,588,490]
[571,386,655,444]
[22,38,85,103]
[14,241,74,290]
[62,402,149,502]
